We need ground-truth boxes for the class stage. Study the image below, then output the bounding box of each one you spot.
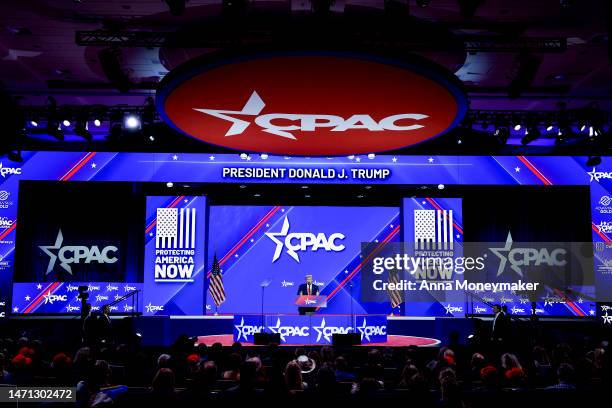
[196,334,441,347]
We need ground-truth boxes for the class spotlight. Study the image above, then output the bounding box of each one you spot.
[46,122,64,141]
[30,120,38,127]
[74,120,92,142]
[521,124,540,145]
[93,119,102,127]
[493,127,509,146]
[260,153,269,160]
[438,184,445,190]
[367,153,376,159]
[166,182,174,188]
[62,119,71,127]
[514,124,522,131]
[587,156,602,167]
[124,114,141,130]
[546,125,554,132]
[148,135,155,142]
[74,110,92,141]
[557,123,576,143]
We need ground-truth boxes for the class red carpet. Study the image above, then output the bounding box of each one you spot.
[196,334,440,347]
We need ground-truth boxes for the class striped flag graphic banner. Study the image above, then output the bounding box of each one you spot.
[388,270,403,308]
[414,209,454,250]
[156,207,197,249]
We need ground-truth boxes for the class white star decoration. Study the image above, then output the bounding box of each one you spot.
[13,307,18,312]
[392,157,398,162]
[172,155,178,160]
[246,156,251,161]
[515,167,521,172]
[428,157,434,163]
[250,238,254,243]
[355,157,361,162]
[590,310,595,316]
[234,254,239,258]
[91,163,97,168]
[209,156,215,161]
[25,295,30,301]
[36,284,42,289]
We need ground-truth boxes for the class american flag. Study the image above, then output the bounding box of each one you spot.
[209,254,225,307]
[156,207,196,249]
[414,209,454,250]
[388,270,403,309]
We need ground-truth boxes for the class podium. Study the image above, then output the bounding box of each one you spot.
[295,295,327,308]
[295,295,327,315]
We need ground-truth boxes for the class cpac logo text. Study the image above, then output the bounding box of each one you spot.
[269,318,310,341]
[39,230,118,274]
[0,162,21,178]
[234,318,264,342]
[145,303,164,313]
[588,168,612,183]
[444,304,463,315]
[489,232,566,277]
[43,291,68,305]
[194,91,429,140]
[266,216,345,262]
[356,318,387,342]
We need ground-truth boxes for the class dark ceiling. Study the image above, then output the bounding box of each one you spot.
[0,0,610,155]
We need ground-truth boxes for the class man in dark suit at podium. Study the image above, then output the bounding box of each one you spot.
[297,275,319,315]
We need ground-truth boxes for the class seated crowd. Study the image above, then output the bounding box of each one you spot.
[0,333,610,407]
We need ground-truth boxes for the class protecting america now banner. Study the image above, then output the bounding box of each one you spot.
[143,196,207,315]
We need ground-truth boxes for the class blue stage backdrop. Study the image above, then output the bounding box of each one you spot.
[144,196,207,316]
[0,153,608,319]
[206,205,400,315]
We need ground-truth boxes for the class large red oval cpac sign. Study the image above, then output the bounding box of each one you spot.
[158,53,467,155]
